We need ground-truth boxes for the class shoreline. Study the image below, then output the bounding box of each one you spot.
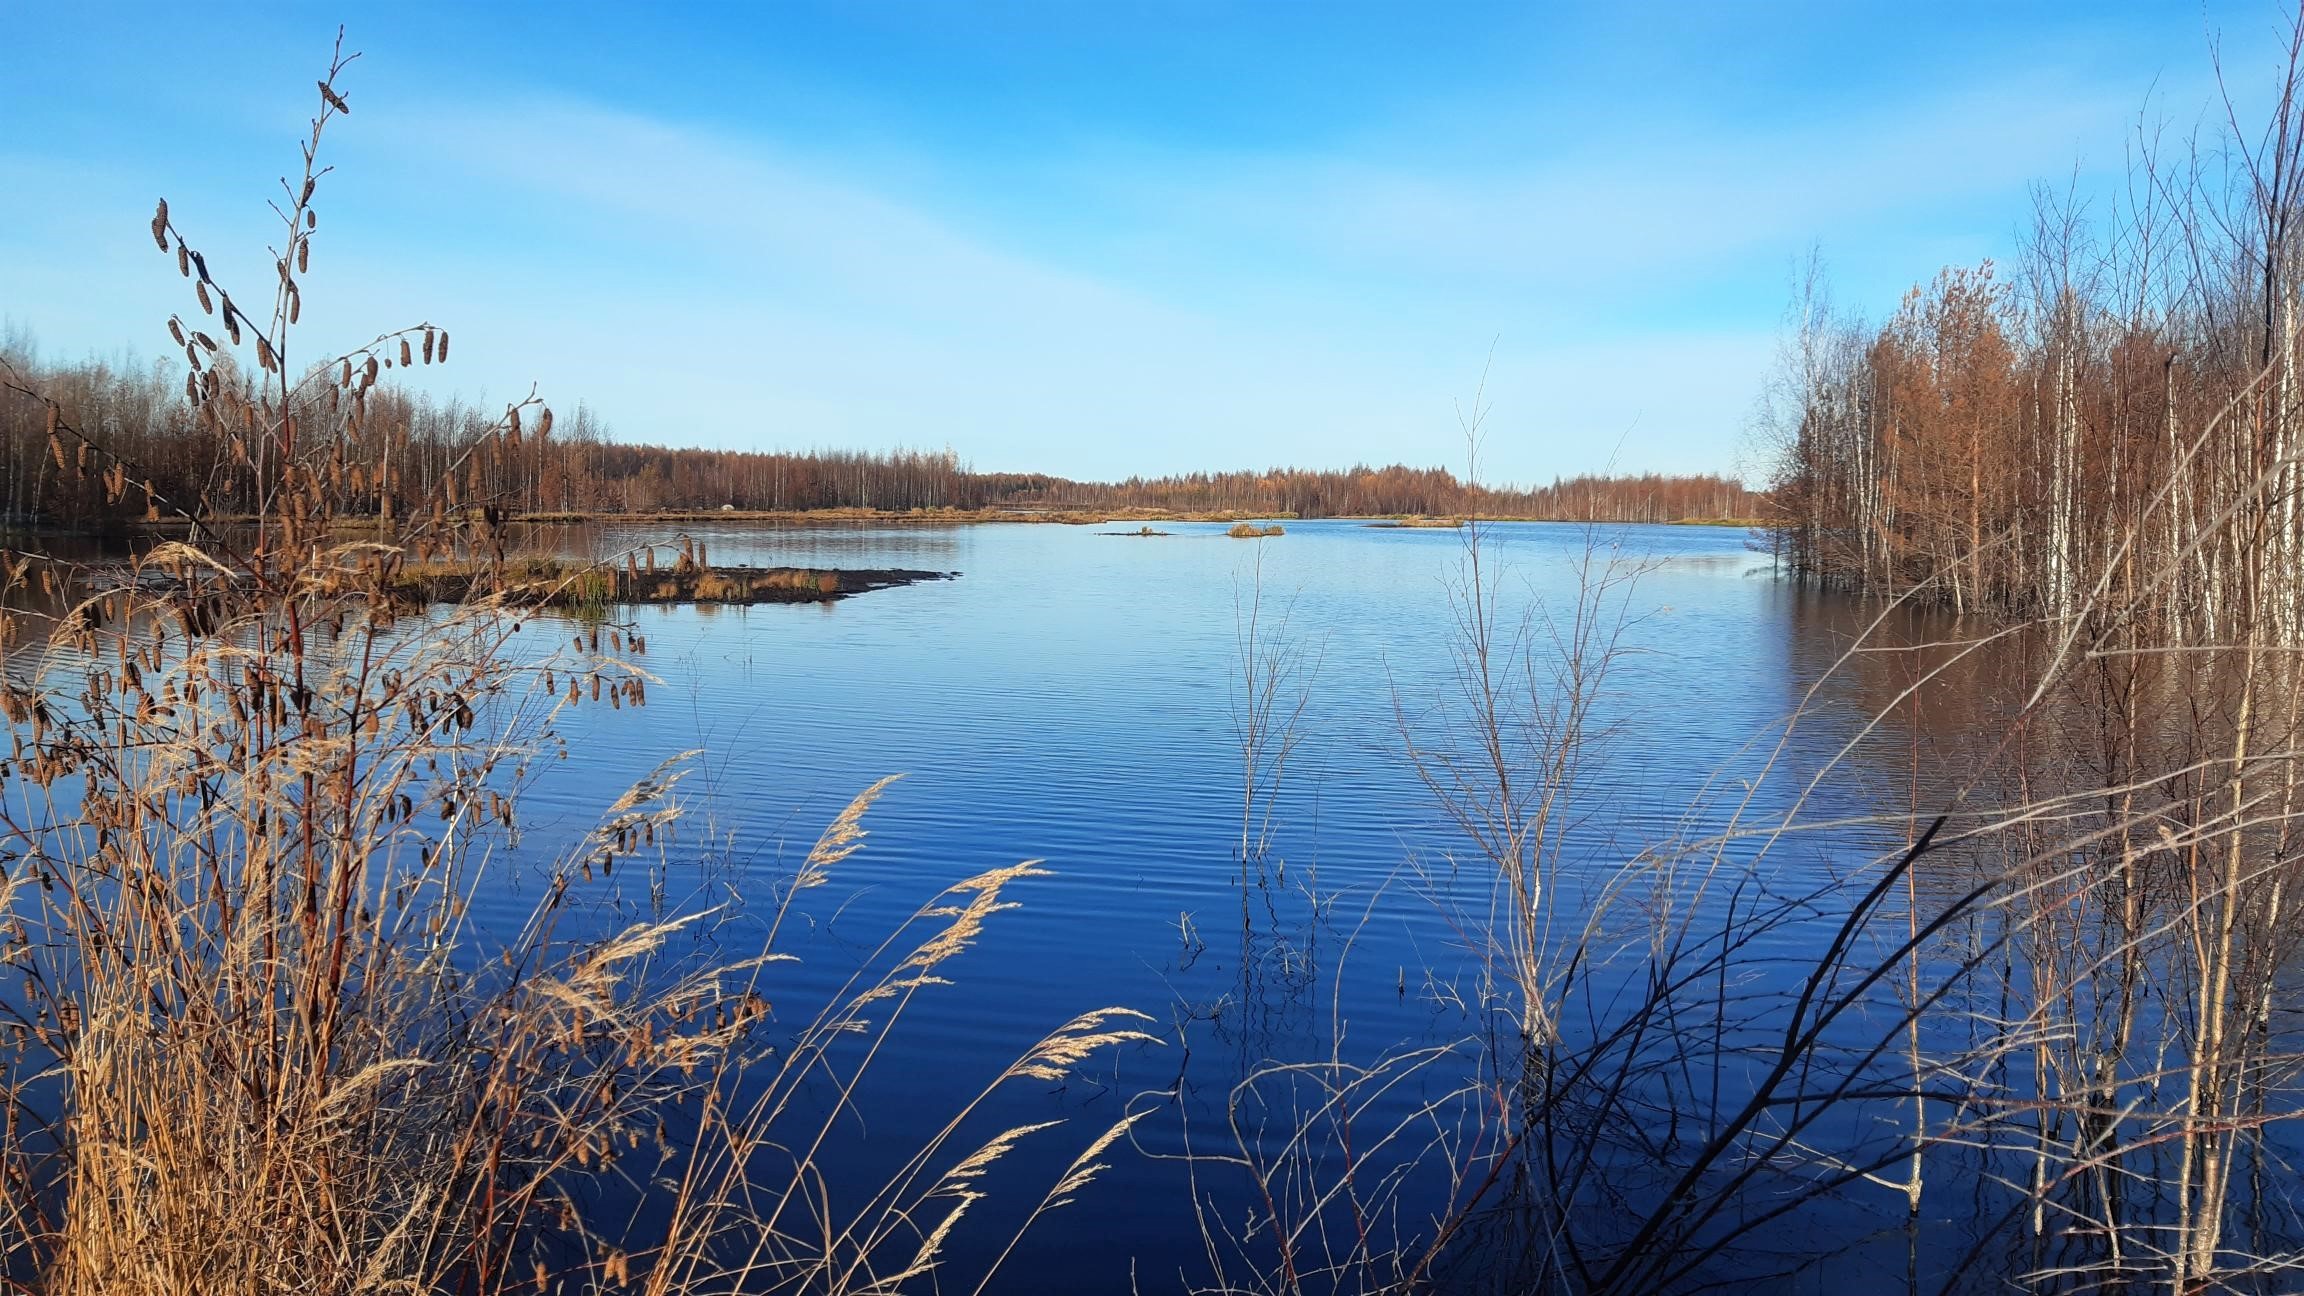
[389,559,958,608]
[7,508,1774,541]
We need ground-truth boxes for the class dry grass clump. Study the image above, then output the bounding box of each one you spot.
[0,37,1147,1296]
[379,556,867,608]
[0,596,1143,1293]
[1226,522,1285,539]
[688,567,740,600]
[388,554,610,605]
[745,567,835,593]
[687,567,842,599]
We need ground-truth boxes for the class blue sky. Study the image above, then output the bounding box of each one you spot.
[0,1,2289,484]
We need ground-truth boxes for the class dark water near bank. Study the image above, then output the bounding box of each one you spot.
[469,518,2002,1292]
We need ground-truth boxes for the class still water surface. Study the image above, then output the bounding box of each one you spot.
[474,518,1969,1292]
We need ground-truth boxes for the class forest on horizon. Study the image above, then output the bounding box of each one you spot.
[0,337,1759,528]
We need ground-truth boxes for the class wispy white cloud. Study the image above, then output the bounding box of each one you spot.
[0,42,2211,484]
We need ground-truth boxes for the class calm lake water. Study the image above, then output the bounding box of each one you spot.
[3,516,2065,1291]
[461,518,1991,1293]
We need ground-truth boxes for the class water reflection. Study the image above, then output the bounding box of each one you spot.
[17,519,2285,1291]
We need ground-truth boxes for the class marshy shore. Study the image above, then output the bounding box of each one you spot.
[3,551,954,612]
[390,557,956,607]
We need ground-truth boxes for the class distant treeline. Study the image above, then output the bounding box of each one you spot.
[0,341,1757,526]
[1761,66,2304,643]
[1019,465,1756,521]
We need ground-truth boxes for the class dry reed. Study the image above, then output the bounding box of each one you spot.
[0,35,1146,1296]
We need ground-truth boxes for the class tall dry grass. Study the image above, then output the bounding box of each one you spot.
[0,35,1147,1296]
[13,24,2304,1296]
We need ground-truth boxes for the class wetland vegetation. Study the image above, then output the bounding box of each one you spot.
[8,13,2304,1296]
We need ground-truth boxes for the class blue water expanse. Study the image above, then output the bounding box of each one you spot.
[464,517,1965,1291]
